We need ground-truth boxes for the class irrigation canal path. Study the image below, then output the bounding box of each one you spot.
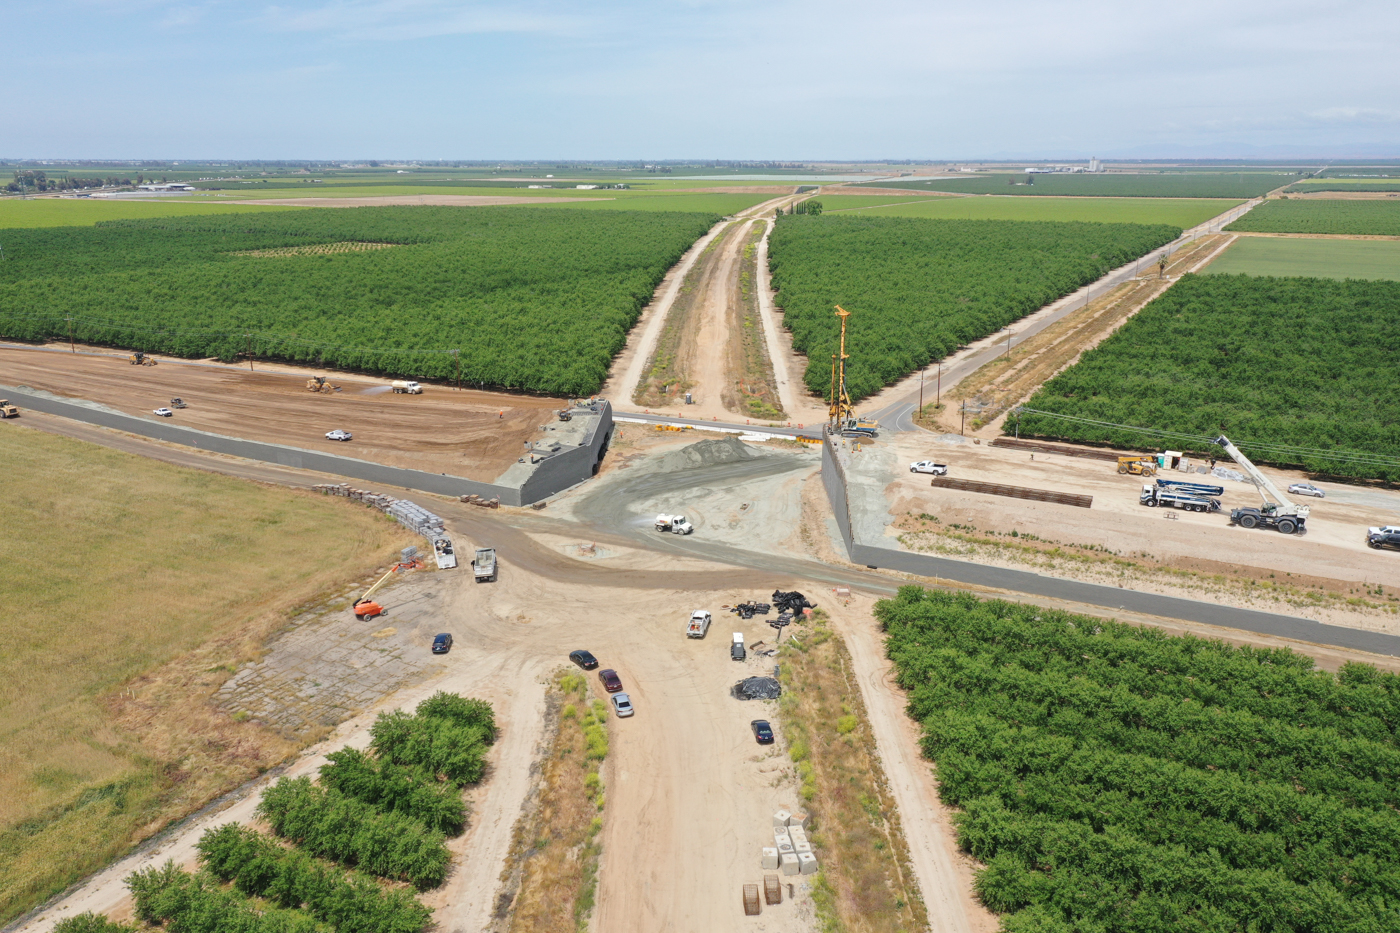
[15,407,1400,662]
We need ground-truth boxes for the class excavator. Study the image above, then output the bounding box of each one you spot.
[1214,435,1309,534]
[351,555,425,620]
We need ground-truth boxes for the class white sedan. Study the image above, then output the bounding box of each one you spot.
[152,407,174,417]
[325,429,353,441]
[612,693,635,718]
[910,461,949,475]
[1287,483,1325,498]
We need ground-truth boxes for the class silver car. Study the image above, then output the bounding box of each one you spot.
[611,693,634,718]
[1287,483,1325,498]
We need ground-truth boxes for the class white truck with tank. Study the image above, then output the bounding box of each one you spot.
[392,380,423,394]
[655,514,694,535]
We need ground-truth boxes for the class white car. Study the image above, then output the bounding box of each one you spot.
[1287,483,1325,498]
[611,693,635,718]
[152,407,174,417]
[325,429,353,441]
[910,461,949,475]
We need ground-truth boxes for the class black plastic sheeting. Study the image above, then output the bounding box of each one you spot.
[731,677,782,700]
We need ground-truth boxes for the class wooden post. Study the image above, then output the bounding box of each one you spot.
[68,316,74,353]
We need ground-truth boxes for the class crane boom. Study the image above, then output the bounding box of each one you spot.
[1214,435,1309,519]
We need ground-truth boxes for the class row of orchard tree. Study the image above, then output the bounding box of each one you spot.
[56,693,496,933]
[878,586,1400,931]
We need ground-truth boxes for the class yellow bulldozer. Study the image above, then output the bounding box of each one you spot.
[128,351,157,366]
[306,376,340,394]
[0,399,19,419]
[1117,456,1157,476]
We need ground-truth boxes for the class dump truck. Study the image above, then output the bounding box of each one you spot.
[1117,456,1157,476]
[473,547,497,583]
[0,399,19,419]
[391,380,422,394]
[686,610,712,638]
[1140,485,1220,513]
[655,514,694,535]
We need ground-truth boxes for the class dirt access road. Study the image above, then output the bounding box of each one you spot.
[603,193,829,424]
[0,344,559,482]
[12,421,988,933]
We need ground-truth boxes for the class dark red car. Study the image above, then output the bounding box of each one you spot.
[598,669,623,692]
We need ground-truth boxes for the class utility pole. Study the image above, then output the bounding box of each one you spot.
[960,402,965,436]
[245,333,253,370]
[936,362,942,405]
[452,349,460,390]
[918,365,925,412]
[68,316,74,353]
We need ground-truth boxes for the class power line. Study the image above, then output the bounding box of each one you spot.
[1016,407,1400,469]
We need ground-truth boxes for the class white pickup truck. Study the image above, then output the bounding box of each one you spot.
[655,514,694,535]
[686,610,712,638]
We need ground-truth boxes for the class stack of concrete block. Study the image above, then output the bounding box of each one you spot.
[767,809,817,876]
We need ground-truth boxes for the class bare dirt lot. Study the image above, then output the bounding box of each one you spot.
[0,345,561,481]
[843,431,1400,632]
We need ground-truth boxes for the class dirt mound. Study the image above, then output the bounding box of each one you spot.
[651,436,758,473]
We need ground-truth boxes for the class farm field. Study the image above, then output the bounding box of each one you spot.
[0,206,721,396]
[767,214,1180,400]
[1224,198,1400,236]
[821,194,1238,227]
[1017,273,1400,480]
[879,586,1400,931]
[857,173,1295,198]
[0,198,301,229]
[1204,237,1400,281]
[542,192,772,214]
[1287,178,1400,193]
[0,426,412,923]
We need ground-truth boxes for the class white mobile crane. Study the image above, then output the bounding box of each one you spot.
[1214,435,1309,535]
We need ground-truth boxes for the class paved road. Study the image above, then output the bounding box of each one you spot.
[864,198,1264,432]
[18,410,1400,659]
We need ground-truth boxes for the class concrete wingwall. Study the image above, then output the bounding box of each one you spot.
[818,434,1400,657]
[3,386,612,508]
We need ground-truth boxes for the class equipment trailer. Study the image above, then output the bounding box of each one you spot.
[473,548,497,582]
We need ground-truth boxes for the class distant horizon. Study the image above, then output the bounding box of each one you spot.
[5,156,1399,167]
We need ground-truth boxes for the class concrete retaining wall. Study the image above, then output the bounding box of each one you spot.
[3,386,611,508]
[819,434,1400,657]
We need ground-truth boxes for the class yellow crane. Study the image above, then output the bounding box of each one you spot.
[827,306,877,437]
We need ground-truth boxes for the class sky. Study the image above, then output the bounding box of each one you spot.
[4,0,1398,160]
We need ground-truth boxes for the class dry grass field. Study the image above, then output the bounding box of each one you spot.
[0,426,414,922]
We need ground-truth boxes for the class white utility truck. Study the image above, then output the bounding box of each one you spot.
[655,514,694,535]
[687,610,712,638]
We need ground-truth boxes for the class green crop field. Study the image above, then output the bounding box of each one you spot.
[1017,274,1400,480]
[767,215,1180,401]
[821,194,1237,228]
[1204,237,1400,281]
[544,193,771,214]
[879,585,1400,932]
[1285,179,1400,194]
[1225,198,1400,236]
[857,173,1296,199]
[0,198,301,229]
[0,207,719,395]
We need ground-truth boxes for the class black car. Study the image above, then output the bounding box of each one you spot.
[751,719,774,744]
[1369,531,1400,551]
[570,649,599,670]
[431,633,453,654]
